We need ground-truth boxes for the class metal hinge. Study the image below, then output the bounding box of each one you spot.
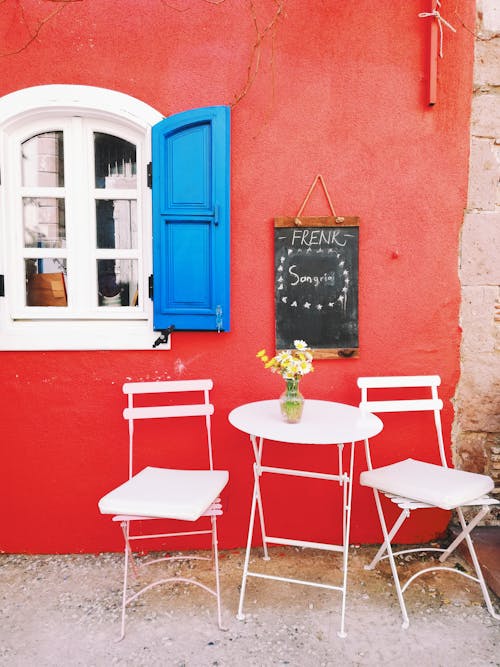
[148,274,153,299]
[147,162,152,188]
[0,275,4,297]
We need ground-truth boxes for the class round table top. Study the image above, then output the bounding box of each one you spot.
[228,399,383,445]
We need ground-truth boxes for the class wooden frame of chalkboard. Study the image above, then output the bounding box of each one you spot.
[274,216,359,359]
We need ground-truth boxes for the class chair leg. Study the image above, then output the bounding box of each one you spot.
[453,508,500,621]
[211,514,225,630]
[365,507,410,570]
[439,505,489,561]
[369,498,500,626]
[118,521,131,642]
[370,489,410,629]
[114,513,226,640]
[120,519,139,578]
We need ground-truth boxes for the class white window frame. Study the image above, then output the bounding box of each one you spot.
[0,85,166,350]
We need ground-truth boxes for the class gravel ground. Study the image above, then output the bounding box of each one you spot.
[0,546,498,667]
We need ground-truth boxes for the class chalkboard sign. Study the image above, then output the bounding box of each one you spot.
[274,216,359,359]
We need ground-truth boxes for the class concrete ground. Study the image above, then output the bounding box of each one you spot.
[1,543,499,667]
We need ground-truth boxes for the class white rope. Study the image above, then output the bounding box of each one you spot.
[419,2,456,58]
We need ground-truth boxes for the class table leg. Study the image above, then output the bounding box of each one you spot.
[338,441,355,638]
[237,431,359,638]
[237,465,260,620]
[251,435,270,560]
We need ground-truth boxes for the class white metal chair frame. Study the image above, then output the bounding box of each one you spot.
[99,379,228,640]
[358,375,499,629]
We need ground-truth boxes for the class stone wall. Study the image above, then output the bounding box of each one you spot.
[454,0,500,522]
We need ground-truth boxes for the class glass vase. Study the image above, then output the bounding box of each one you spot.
[279,378,304,423]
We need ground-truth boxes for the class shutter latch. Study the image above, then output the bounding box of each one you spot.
[152,325,175,348]
[216,305,223,333]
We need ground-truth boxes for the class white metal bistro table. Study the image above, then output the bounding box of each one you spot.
[228,398,383,638]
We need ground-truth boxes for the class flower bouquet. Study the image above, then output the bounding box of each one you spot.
[257,340,313,423]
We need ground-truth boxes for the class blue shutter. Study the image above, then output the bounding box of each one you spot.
[152,106,230,331]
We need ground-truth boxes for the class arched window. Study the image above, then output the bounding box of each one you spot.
[0,86,230,350]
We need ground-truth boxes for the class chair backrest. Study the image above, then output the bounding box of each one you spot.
[357,375,447,468]
[122,379,215,479]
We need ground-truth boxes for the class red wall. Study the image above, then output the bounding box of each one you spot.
[1,1,474,553]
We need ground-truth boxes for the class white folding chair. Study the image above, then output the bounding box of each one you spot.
[358,375,499,629]
[98,379,229,640]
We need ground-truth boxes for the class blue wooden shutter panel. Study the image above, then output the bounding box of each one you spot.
[152,106,230,331]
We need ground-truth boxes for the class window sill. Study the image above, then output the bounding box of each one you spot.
[11,309,148,321]
[0,318,171,351]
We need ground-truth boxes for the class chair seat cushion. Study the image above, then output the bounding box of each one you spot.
[98,466,229,521]
[360,458,494,510]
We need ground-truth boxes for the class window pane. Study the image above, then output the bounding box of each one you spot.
[96,200,137,249]
[25,259,67,307]
[97,259,138,307]
[94,133,136,189]
[23,197,66,248]
[22,131,64,187]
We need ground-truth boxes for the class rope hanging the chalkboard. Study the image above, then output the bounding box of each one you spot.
[295,174,337,226]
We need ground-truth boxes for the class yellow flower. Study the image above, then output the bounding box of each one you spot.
[257,340,313,380]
